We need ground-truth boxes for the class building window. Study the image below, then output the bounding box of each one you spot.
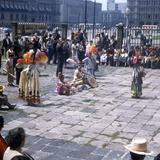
[139,21,144,26]
[24,15,28,21]
[31,18,35,22]
[21,15,24,21]
[10,14,13,21]
[1,13,4,20]
[16,14,19,21]
[49,16,51,21]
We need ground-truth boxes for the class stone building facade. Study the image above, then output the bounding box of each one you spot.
[0,0,102,27]
[127,0,160,26]
[102,10,125,28]
[0,0,60,26]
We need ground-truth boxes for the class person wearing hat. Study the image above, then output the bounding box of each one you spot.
[0,85,15,110]
[125,138,153,160]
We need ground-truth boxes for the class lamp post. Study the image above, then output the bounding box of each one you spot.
[92,0,96,39]
[84,0,87,30]
[125,7,130,52]
[125,8,130,30]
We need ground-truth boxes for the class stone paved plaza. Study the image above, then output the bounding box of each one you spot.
[0,65,160,160]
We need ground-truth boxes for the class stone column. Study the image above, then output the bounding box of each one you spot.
[12,23,18,41]
[116,23,124,49]
[62,24,68,40]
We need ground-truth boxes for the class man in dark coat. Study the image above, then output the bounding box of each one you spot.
[56,39,64,77]
[2,34,12,57]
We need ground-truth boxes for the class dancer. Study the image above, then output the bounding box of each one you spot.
[131,57,146,98]
[56,72,73,96]
[18,51,48,105]
[72,65,85,87]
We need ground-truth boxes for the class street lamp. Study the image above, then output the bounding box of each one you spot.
[125,8,130,29]
[92,0,96,39]
[84,0,87,30]
[125,7,130,52]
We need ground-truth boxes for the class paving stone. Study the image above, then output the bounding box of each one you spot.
[48,139,66,147]
[91,148,111,156]
[66,145,96,159]
[26,129,43,136]
[82,132,98,139]
[102,150,125,160]
[95,135,111,142]
[45,154,70,160]
[112,138,129,145]
[118,132,135,140]
[60,142,84,151]
[32,151,52,160]
[29,114,38,118]
[1,66,160,160]
[72,137,91,145]
[85,154,104,160]
[107,143,125,152]
[81,107,97,113]
[25,135,41,147]
[90,140,109,148]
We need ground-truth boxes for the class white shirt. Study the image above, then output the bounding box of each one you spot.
[3,147,22,160]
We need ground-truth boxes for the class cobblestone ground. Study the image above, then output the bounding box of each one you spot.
[0,64,160,160]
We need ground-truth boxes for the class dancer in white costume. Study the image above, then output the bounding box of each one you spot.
[18,49,48,105]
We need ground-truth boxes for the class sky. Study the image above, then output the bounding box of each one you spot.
[96,0,127,10]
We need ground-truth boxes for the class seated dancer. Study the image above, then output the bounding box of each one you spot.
[125,137,153,160]
[71,65,98,89]
[0,85,15,110]
[56,72,72,96]
[72,65,87,87]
